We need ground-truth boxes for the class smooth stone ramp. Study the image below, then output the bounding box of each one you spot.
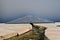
[0,28,17,40]
[0,24,32,40]
[45,27,60,40]
[35,23,60,40]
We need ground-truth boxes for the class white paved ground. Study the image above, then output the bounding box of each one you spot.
[0,23,60,40]
[0,24,32,40]
[45,27,60,40]
[35,23,60,40]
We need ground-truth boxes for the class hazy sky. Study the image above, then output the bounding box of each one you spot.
[0,0,60,22]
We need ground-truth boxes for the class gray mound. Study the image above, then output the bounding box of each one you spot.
[6,15,53,24]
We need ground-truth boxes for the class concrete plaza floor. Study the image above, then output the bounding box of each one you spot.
[0,23,60,40]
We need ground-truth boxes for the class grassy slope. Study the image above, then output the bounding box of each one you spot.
[4,30,49,40]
